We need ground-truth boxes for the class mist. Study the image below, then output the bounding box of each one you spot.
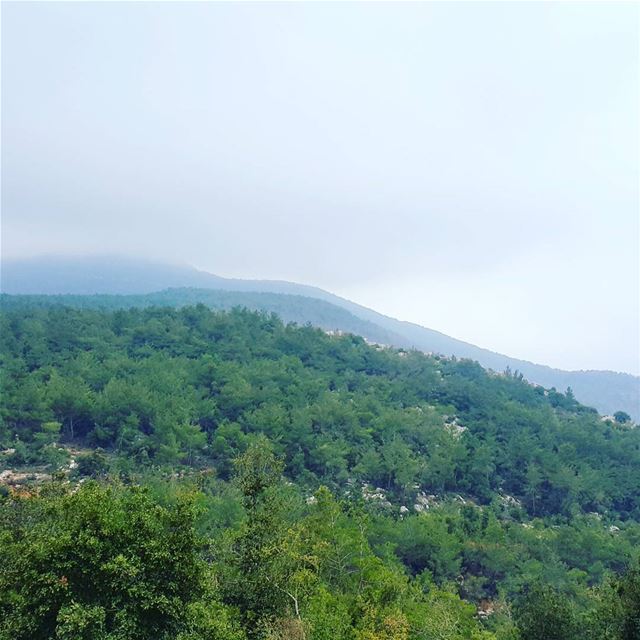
[2,1,638,374]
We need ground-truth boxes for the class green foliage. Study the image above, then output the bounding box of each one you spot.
[513,583,577,640]
[73,448,110,478]
[0,481,242,640]
[616,560,640,640]
[2,304,638,521]
[221,441,291,636]
[615,411,632,424]
[1,303,639,639]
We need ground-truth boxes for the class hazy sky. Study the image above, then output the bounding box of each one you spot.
[2,2,639,374]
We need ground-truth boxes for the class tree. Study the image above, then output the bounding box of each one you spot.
[617,560,640,640]
[46,372,94,440]
[0,481,241,640]
[221,438,291,638]
[614,411,631,425]
[514,583,577,640]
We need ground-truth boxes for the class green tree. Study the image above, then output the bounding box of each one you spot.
[614,411,632,425]
[221,438,290,638]
[0,481,241,640]
[514,583,577,640]
[617,560,640,640]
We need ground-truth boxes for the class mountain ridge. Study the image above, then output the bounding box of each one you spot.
[2,255,638,418]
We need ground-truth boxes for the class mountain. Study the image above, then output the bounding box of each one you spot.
[2,255,638,419]
[0,288,412,351]
[3,302,640,639]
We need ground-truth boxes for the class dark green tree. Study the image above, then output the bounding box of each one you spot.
[614,411,632,425]
[221,438,290,638]
[0,481,242,640]
[514,583,577,640]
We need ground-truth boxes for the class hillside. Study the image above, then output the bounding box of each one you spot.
[0,288,411,349]
[1,303,639,639]
[2,256,638,419]
[3,302,639,514]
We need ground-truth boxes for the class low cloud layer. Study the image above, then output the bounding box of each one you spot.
[2,2,638,373]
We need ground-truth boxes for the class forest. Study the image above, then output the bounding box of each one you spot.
[3,284,637,421]
[1,302,639,639]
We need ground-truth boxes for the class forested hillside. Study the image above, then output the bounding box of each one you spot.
[0,289,409,348]
[3,257,638,419]
[1,304,639,640]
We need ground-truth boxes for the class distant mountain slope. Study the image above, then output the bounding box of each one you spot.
[0,288,411,350]
[2,255,638,419]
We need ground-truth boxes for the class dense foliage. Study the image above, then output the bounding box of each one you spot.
[0,481,241,640]
[3,256,639,420]
[1,303,639,638]
[0,289,399,348]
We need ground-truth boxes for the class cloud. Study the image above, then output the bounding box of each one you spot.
[2,1,638,373]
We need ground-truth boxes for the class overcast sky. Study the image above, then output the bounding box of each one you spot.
[2,2,639,374]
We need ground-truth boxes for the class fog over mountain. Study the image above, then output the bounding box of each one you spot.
[2,255,638,420]
[2,5,640,635]
[2,2,638,376]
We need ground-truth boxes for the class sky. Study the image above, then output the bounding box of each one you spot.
[2,2,639,375]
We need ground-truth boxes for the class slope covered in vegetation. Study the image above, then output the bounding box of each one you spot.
[1,303,639,639]
[3,256,639,420]
[0,288,408,348]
